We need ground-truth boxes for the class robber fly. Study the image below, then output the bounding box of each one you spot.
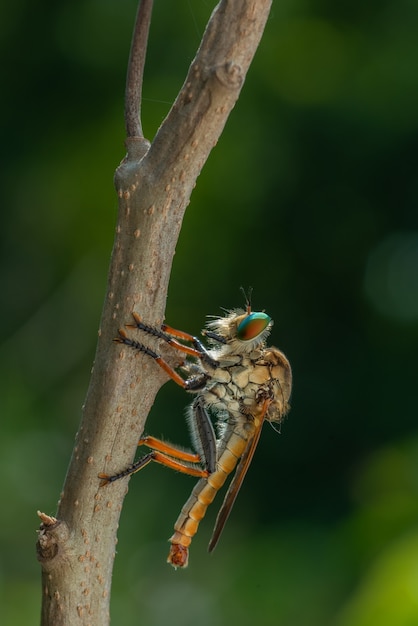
[99,295,292,568]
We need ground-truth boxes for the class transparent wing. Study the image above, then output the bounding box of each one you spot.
[207,412,265,553]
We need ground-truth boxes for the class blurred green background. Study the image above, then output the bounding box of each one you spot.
[1,0,418,624]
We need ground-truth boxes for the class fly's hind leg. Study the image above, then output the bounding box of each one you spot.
[99,435,209,486]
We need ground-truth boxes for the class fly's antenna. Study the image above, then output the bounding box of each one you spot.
[240,286,253,314]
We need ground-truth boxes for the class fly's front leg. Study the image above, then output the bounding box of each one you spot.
[99,436,209,486]
[115,329,209,390]
[128,312,218,369]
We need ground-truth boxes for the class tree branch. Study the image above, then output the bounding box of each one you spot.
[37,1,272,624]
[125,0,153,138]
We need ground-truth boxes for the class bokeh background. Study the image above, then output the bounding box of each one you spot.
[1,0,418,624]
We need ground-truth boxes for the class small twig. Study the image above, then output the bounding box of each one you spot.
[125,0,154,138]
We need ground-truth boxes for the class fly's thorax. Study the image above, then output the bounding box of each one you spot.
[203,348,287,416]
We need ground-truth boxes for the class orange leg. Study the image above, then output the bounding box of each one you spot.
[138,435,201,463]
[99,435,209,487]
[160,323,200,343]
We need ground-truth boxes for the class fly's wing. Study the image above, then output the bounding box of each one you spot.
[208,412,265,553]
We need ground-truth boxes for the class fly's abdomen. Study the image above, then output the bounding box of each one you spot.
[167,429,249,568]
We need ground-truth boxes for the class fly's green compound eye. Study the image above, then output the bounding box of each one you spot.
[237,312,271,341]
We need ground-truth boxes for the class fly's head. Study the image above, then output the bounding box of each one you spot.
[204,307,272,355]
